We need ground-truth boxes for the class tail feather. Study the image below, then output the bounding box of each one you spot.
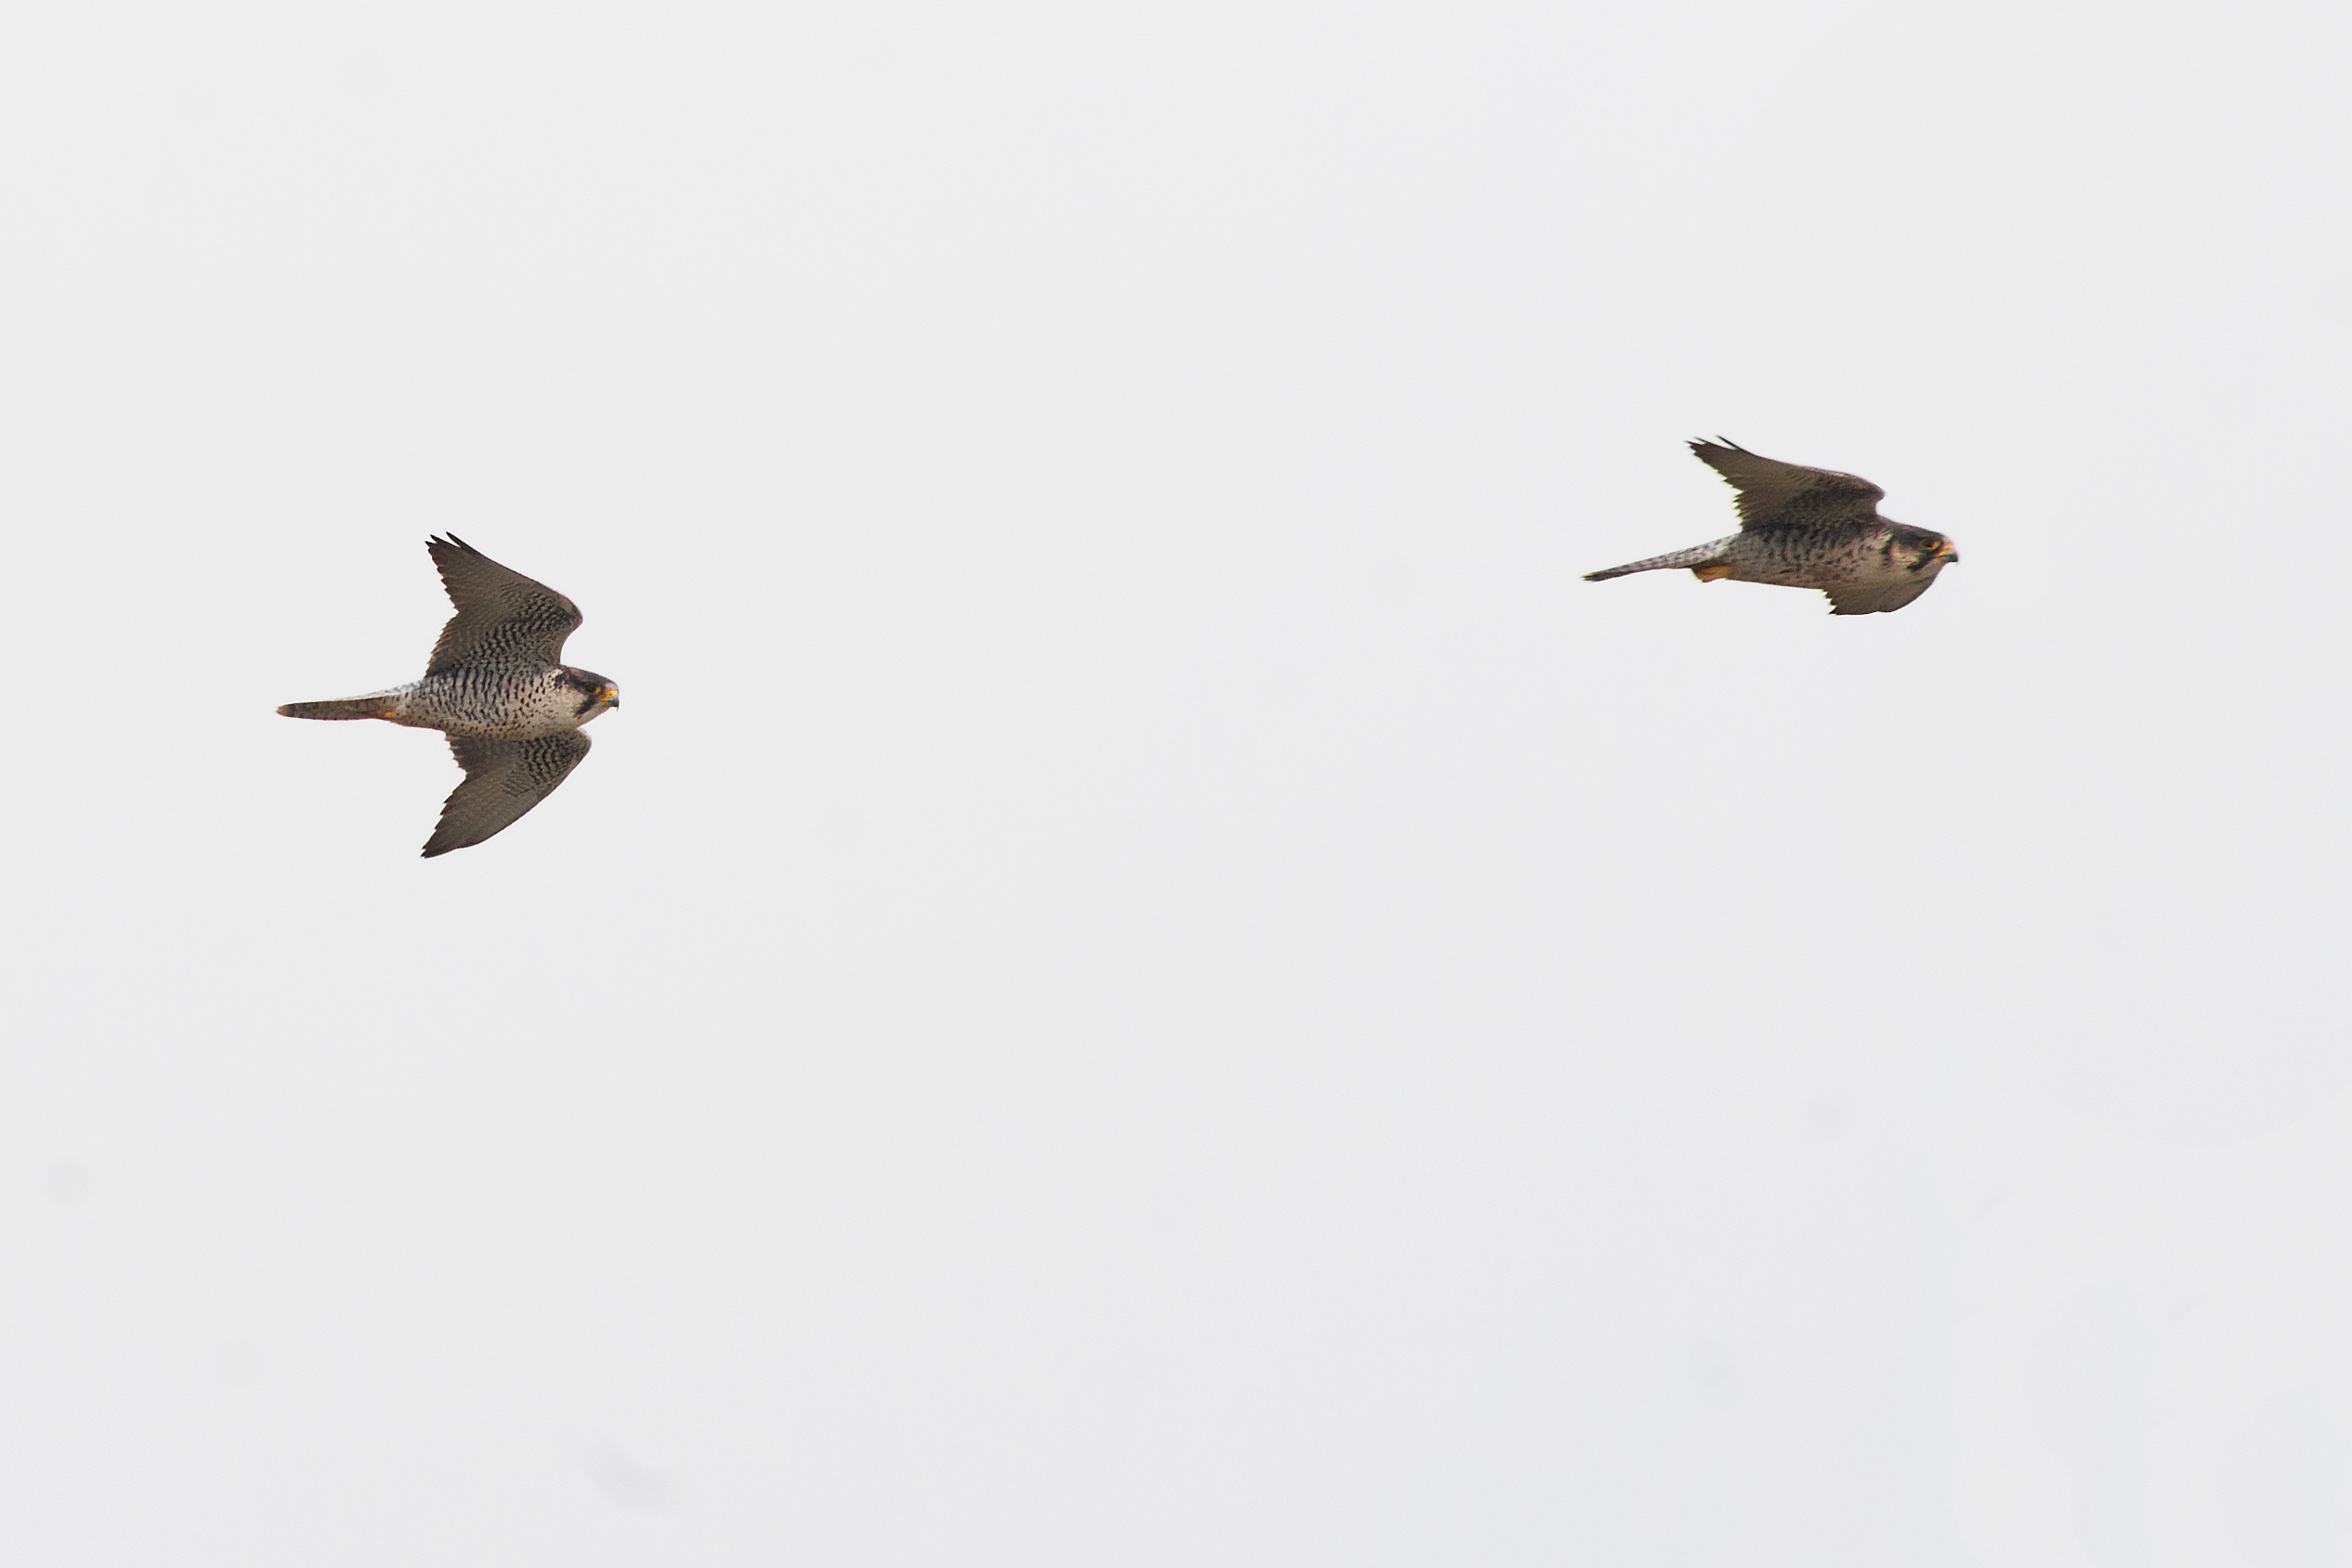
[1584,538,1737,582]
[278,693,399,721]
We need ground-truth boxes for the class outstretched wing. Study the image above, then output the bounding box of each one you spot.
[1823,576,1938,616]
[1691,439,1885,530]
[423,731,593,857]
[425,535,583,673]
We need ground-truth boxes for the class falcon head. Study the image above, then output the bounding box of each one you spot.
[561,667,621,721]
[1892,526,1959,574]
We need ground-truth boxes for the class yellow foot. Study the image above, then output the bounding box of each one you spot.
[1692,563,1732,582]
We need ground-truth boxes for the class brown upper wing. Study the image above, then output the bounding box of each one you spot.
[1690,439,1885,530]
[424,534,583,674]
[422,730,594,857]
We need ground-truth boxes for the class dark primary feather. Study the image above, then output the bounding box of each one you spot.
[1689,438,1885,530]
[425,534,584,674]
[423,730,593,857]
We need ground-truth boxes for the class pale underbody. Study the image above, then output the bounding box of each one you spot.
[341,665,608,739]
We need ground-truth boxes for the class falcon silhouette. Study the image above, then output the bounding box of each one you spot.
[278,536,620,856]
[1587,440,1959,615]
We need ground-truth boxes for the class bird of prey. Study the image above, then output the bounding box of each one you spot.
[1586,439,1958,615]
[278,536,620,856]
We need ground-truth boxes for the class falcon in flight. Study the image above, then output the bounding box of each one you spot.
[279,536,620,856]
[1586,440,1958,615]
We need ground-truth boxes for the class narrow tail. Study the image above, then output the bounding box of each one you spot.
[1584,538,1737,582]
[277,692,399,721]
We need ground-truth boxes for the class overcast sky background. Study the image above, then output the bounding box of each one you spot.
[3,0,2347,1561]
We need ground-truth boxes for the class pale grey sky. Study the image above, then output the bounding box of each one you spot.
[3,0,2345,1561]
